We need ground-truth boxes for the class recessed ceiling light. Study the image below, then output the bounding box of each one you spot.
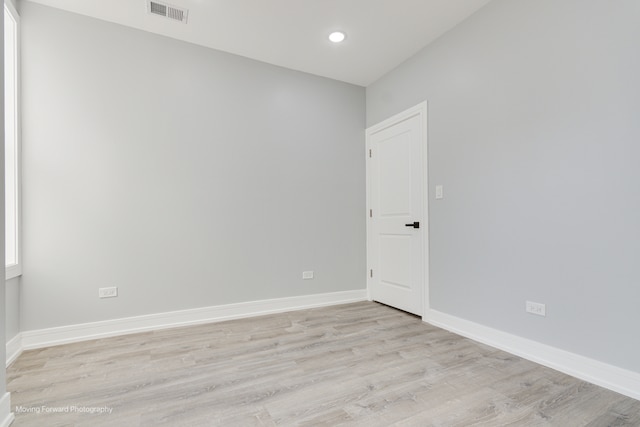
[328,31,346,43]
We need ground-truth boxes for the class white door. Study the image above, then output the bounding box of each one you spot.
[367,103,427,316]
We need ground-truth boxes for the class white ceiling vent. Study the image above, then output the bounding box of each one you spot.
[147,1,188,24]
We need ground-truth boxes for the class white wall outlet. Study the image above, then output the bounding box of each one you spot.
[435,185,444,199]
[302,271,314,280]
[99,287,118,298]
[526,301,546,317]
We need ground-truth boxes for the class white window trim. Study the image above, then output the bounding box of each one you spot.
[5,0,21,280]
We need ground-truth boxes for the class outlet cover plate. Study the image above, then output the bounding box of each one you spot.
[99,287,118,298]
[526,301,546,316]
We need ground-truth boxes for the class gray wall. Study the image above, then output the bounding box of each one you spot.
[367,0,640,373]
[20,2,366,331]
[5,278,20,343]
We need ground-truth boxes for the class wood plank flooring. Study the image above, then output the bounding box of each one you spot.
[7,302,640,426]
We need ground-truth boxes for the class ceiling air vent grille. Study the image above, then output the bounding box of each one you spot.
[148,1,188,24]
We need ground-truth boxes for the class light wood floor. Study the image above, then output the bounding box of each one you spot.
[7,302,640,426]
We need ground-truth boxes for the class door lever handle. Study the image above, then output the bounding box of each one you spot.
[405,222,420,229]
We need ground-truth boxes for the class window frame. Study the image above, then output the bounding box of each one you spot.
[5,0,21,280]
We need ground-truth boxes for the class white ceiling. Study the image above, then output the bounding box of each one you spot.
[26,0,492,86]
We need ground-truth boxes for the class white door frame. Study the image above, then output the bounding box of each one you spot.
[366,101,429,319]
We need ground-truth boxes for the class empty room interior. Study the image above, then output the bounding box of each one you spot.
[2,0,640,425]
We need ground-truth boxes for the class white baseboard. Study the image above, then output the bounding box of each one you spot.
[15,289,366,353]
[0,393,13,427]
[5,335,21,367]
[425,309,640,402]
